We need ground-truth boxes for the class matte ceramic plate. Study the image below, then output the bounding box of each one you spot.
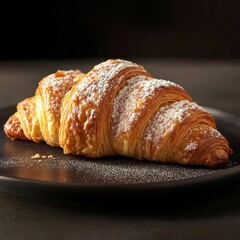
[0,106,239,199]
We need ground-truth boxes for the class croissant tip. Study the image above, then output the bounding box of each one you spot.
[205,149,230,167]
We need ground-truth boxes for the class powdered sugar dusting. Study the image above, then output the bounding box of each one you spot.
[42,70,81,92]
[72,59,140,106]
[144,100,206,145]
[209,127,222,138]
[96,59,139,100]
[40,70,81,116]
[111,76,181,136]
[184,126,222,152]
[185,141,198,151]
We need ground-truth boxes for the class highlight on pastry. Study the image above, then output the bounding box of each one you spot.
[3,59,233,167]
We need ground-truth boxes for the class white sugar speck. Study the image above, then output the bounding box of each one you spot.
[185,141,198,151]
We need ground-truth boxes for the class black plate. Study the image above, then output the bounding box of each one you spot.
[0,106,239,199]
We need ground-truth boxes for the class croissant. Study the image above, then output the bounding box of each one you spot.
[4,59,232,167]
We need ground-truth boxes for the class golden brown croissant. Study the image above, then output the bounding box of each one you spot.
[4,59,232,167]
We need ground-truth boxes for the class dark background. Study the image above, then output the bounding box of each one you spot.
[1,0,240,60]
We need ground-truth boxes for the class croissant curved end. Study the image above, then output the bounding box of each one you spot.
[4,112,28,141]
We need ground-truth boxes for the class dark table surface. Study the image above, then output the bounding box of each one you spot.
[0,58,240,240]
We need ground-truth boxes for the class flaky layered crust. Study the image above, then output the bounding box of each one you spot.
[4,59,233,167]
[4,70,82,145]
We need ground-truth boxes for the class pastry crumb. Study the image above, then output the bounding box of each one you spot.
[30,153,55,159]
[31,153,41,159]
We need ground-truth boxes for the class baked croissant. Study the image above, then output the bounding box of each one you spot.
[4,59,232,167]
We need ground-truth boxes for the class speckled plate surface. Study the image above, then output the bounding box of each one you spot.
[0,106,239,199]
